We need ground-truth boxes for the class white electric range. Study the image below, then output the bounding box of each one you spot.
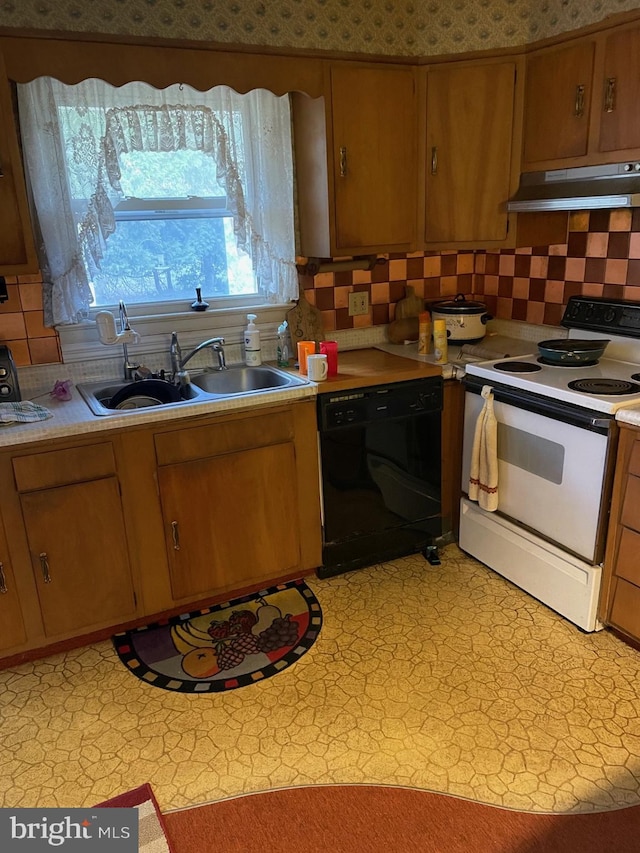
[459,296,640,633]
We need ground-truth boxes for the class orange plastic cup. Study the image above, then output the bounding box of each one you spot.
[297,341,316,375]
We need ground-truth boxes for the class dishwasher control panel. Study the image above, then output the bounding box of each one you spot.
[318,377,443,431]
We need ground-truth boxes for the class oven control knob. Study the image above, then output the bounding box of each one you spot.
[604,308,616,323]
[565,302,580,320]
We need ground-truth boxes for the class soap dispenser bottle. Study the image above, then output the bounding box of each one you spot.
[244,313,262,366]
[277,320,290,367]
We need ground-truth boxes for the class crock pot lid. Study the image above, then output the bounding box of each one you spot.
[433,293,487,313]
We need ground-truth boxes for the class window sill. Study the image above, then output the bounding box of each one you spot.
[57,302,292,364]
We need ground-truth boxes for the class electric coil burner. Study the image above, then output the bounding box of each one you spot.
[568,378,640,395]
[460,295,640,634]
[493,361,542,373]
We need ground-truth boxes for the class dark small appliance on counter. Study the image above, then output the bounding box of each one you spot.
[0,345,21,401]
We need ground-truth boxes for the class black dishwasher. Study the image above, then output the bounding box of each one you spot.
[317,376,443,578]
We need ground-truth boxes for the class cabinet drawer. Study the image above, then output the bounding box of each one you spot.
[615,527,640,587]
[621,473,640,533]
[155,410,294,466]
[629,440,640,477]
[609,577,640,640]
[12,443,116,492]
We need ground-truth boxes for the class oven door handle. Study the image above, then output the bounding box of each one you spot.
[463,375,614,434]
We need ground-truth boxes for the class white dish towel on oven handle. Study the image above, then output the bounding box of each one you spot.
[468,384,499,512]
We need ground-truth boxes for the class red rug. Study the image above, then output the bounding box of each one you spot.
[112,579,322,692]
[161,784,640,853]
[98,782,640,852]
[97,784,174,852]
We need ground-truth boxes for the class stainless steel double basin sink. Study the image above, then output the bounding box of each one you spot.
[77,365,309,416]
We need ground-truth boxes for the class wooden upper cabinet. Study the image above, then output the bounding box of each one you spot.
[293,62,417,257]
[597,26,640,154]
[0,51,37,274]
[522,41,595,167]
[329,63,417,254]
[424,60,517,245]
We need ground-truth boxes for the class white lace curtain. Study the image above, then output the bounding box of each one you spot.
[17,78,298,325]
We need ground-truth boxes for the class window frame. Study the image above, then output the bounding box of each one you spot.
[88,194,260,310]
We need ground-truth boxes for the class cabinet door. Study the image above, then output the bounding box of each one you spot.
[159,442,301,602]
[330,64,417,253]
[425,61,516,244]
[0,51,37,273]
[0,512,27,652]
[21,478,136,637]
[522,42,595,166]
[598,26,640,153]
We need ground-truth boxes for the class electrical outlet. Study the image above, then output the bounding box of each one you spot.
[348,291,369,316]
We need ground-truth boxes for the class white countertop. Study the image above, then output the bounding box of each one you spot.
[0,350,442,449]
[375,334,539,379]
[0,381,317,448]
[0,320,572,449]
[615,408,640,428]
[0,348,452,449]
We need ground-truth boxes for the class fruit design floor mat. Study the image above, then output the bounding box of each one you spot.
[112,579,323,693]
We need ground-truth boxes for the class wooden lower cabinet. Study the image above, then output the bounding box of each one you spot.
[0,399,322,662]
[601,425,640,641]
[158,442,301,600]
[20,478,136,638]
[441,380,465,539]
[0,511,27,652]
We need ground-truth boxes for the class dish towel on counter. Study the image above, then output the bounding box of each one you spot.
[468,385,499,512]
[0,401,53,424]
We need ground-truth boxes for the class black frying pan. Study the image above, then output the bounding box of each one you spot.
[537,339,610,365]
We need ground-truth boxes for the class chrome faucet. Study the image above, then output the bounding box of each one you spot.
[119,300,140,381]
[170,332,227,376]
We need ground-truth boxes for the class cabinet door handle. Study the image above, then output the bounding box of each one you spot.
[431,146,438,175]
[39,552,52,584]
[171,521,181,551]
[0,562,7,594]
[339,146,347,178]
[604,77,617,113]
[574,84,585,117]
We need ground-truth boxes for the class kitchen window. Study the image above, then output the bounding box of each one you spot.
[78,159,256,309]
[17,78,298,328]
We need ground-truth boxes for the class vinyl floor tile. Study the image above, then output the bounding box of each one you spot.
[1,545,639,814]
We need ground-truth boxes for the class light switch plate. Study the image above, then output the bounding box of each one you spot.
[348,291,369,316]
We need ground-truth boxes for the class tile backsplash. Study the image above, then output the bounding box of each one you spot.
[0,273,61,366]
[475,209,640,326]
[302,208,640,333]
[4,208,640,366]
